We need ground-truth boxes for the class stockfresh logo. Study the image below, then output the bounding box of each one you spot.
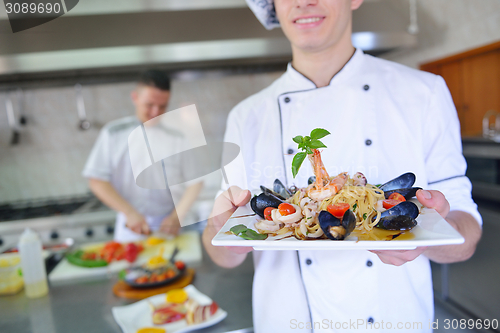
[3,0,79,33]
[127,105,242,227]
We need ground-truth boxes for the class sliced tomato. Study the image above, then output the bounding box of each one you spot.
[135,276,149,284]
[278,203,296,216]
[388,192,406,202]
[327,203,350,218]
[383,199,402,209]
[263,207,275,221]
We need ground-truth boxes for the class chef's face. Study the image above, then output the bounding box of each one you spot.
[131,85,171,123]
[274,0,363,53]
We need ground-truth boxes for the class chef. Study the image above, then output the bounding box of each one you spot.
[83,70,202,242]
[202,0,482,332]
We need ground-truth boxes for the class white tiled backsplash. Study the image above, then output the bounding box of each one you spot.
[0,71,283,203]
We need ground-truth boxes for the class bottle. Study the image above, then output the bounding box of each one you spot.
[18,228,48,298]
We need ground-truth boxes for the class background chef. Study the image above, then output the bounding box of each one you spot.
[83,70,202,242]
[203,0,482,332]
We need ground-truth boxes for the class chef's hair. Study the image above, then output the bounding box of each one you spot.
[137,69,171,91]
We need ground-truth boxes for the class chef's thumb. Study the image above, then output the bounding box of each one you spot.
[416,189,450,218]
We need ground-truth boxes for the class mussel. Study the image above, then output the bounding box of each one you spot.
[318,209,356,240]
[250,191,284,219]
[374,201,419,231]
[273,179,293,199]
[379,172,421,199]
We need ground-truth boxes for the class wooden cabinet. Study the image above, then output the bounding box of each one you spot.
[421,42,500,137]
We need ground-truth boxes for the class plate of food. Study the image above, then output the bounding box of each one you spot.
[212,128,464,250]
[112,285,227,333]
[121,247,187,289]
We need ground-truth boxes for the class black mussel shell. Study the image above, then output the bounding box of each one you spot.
[375,201,419,230]
[273,179,292,199]
[250,192,284,218]
[260,185,286,201]
[383,187,422,200]
[376,215,417,231]
[318,209,356,240]
[379,172,416,192]
[308,176,316,185]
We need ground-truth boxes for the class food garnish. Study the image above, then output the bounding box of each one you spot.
[229,224,268,240]
[291,128,330,178]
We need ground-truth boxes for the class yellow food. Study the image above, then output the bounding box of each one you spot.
[136,328,166,333]
[146,247,167,269]
[146,237,165,246]
[166,288,188,304]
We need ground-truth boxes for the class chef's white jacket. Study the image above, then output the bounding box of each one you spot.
[83,116,180,241]
[221,49,482,332]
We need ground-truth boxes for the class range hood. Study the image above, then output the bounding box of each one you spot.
[0,0,417,78]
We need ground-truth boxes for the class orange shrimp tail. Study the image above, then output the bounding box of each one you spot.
[312,149,330,189]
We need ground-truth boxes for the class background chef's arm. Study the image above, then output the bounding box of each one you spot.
[88,178,149,234]
[425,210,481,263]
[171,181,203,221]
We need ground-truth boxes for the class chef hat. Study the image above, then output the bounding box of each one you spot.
[245,0,280,30]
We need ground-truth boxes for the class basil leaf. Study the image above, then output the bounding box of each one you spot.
[310,128,330,140]
[363,213,367,220]
[230,224,248,235]
[309,139,327,149]
[292,152,307,178]
[240,229,268,240]
[352,203,358,211]
[305,147,313,155]
[292,135,303,144]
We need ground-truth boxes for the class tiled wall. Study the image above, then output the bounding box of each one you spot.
[0,71,283,203]
[383,0,500,68]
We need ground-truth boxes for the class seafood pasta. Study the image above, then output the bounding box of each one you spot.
[250,128,421,241]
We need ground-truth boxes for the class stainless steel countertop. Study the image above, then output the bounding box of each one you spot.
[0,235,255,333]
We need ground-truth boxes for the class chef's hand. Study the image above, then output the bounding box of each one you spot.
[125,210,150,235]
[370,189,450,266]
[208,186,253,255]
[160,212,181,236]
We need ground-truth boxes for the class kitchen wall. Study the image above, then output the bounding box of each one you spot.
[382,0,500,68]
[0,71,283,203]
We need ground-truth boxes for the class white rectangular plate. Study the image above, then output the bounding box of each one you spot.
[212,204,464,250]
[112,285,227,333]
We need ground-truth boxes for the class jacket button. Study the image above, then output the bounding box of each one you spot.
[363,84,370,91]
[365,139,372,146]
[287,148,294,154]
[284,97,291,103]
[368,317,374,324]
[305,259,312,265]
[366,260,373,267]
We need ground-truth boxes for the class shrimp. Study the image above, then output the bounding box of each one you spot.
[306,149,348,202]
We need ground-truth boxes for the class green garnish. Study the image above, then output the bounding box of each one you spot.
[363,213,368,220]
[291,128,331,178]
[352,203,358,211]
[230,224,268,240]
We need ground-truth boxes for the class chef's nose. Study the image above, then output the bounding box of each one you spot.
[296,0,318,7]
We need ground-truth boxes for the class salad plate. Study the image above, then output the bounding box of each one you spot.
[211,204,464,250]
[112,285,227,333]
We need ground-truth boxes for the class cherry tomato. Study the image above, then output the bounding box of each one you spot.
[278,203,296,216]
[165,270,176,279]
[175,261,185,270]
[209,302,219,315]
[383,199,402,209]
[388,193,406,202]
[264,207,275,221]
[327,203,350,218]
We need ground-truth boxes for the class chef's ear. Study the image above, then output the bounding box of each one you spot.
[351,0,363,10]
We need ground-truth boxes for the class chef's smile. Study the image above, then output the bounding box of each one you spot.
[293,15,326,28]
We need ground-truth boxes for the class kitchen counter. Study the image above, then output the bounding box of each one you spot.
[0,235,255,333]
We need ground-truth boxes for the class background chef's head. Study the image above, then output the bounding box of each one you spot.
[246,0,363,53]
[131,69,171,123]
